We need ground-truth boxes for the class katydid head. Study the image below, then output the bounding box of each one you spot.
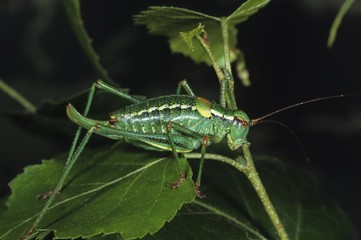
[226,110,251,150]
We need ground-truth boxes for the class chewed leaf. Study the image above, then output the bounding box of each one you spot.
[179,23,205,52]
[134,2,269,66]
[134,6,218,36]
[134,6,223,66]
[0,144,195,239]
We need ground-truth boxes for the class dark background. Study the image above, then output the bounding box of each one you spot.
[0,0,361,237]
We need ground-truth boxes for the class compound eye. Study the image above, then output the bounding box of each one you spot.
[236,117,248,127]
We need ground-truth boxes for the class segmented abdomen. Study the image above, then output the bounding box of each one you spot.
[113,95,206,134]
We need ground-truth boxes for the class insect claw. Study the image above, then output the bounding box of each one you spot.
[167,175,185,190]
[194,184,206,199]
[35,189,61,201]
[36,191,53,200]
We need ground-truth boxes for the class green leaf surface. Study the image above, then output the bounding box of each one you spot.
[134,6,226,66]
[140,159,351,240]
[227,0,270,24]
[2,151,349,240]
[150,159,352,239]
[79,158,352,240]
[0,144,195,239]
[134,0,269,66]
[63,0,114,84]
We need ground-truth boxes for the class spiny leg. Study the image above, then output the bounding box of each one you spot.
[24,80,149,238]
[166,122,186,189]
[33,81,98,200]
[194,135,209,199]
[24,80,116,237]
[65,79,144,174]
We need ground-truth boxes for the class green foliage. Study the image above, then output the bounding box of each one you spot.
[226,0,270,24]
[134,0,269,67]
[0,1,354,239]
[0,147,352,239]
[0,145,194,239]
[145,160,353,240]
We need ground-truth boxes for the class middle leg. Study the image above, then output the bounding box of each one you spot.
[166,121,209,198]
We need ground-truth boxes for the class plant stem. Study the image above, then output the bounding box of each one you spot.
[241,143,289,240]
[0,79,36,113]
[186,149,289,240]
[220,18,237,110]
[195,35,226,108]
[185,152,244,169]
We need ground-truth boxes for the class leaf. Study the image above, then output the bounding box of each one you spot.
[144,200,267,240]
[145,159,352,239]
[327,0,354,48]
[81,157,353,240]
[21,154,352,240]
[63,0,114,84]
[0,144,195,239]
[226,0,270,24]
[134,6,222,66]
[134,0,269,66]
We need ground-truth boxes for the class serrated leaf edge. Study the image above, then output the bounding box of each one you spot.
[0,158,167,239]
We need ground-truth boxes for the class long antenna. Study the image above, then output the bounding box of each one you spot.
[256,119,310,162]
[254,119,321,184]
[252,93,360,124]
